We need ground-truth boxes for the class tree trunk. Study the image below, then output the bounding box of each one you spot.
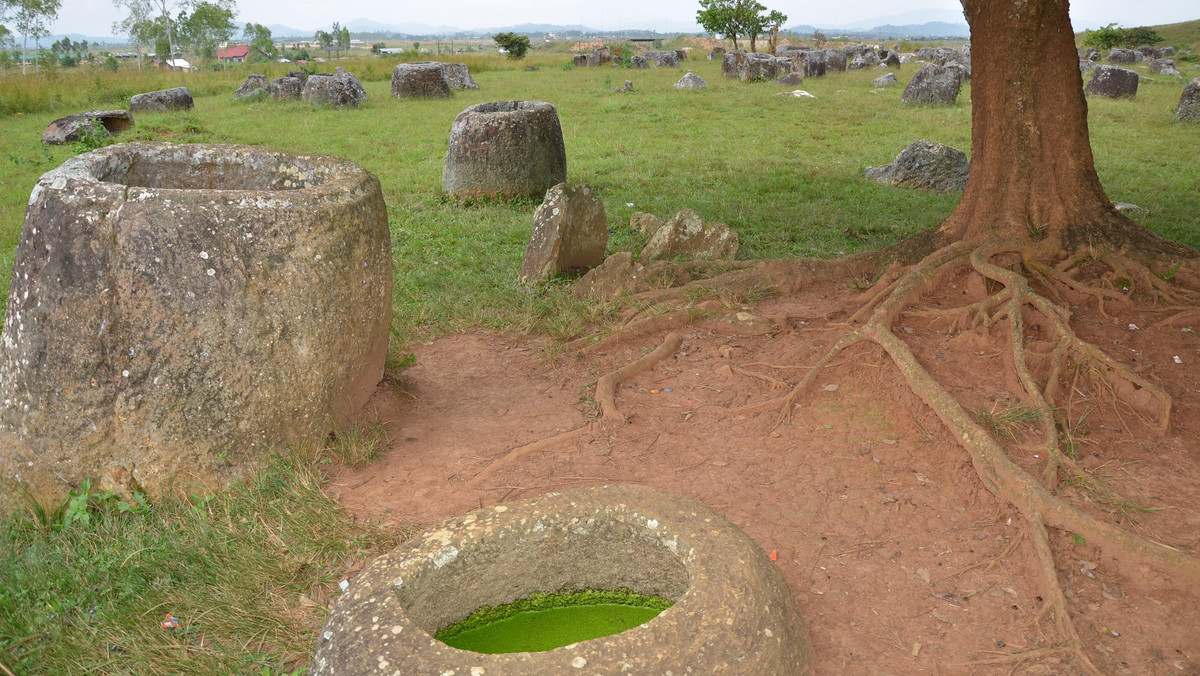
[936,0,1144,255]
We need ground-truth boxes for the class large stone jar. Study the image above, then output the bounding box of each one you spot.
[0,142,392,511]
[443,100,567,200]
[311,484,813,675]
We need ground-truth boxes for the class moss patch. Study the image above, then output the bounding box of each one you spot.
[435,589,672,654]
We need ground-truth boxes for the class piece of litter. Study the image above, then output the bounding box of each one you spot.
[822,384,839,391]
[1183,327,1195,333]
[769,550,778,561]
[1128,323,1138,330]
[339,579,350,591]
[625,202,634,207]
[1174,356,1183,364]
[911,642,922,657]
[777,89,817,98]
[663,387,673,392]
[160,614,180,629]
[651,389,660,394]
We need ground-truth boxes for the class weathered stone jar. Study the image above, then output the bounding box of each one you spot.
[443,100,567,199]
[310,484,813,675]
[0,143,391,512]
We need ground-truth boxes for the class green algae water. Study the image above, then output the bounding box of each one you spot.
[436,590,671,654]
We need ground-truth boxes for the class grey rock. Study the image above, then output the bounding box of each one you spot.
[573,54,588,67]
[872,72,899,87]
[234,74,270,100]
[42,109,133,145]
[640,208,739,261]
[0,143,391,514]
[901,63,963,104]
[824,49,847,72]
[287,70,308,83]
[674,71,707,89]
[1080,59,1097,74]
[776,72,804,87]
[1149,58,1178,75]
[1108,48,1142,63]
[271,76,303,100]
[1177,78,1200,122]
[1087,65,1139,98]
[631,54,649,68]
[302,69,368,107]
[130,86,193,113]
[647,51,680,68]
[722,50,783,81]
[443,100,566,200]
[390,62,451,98]
[915,47,936,60]
[883,51,901,68]
[1137,45,1163,59]
[309,485,813,676]
[708,46,726,60]
[865,139,970,191]
[519,183,608,284]
[1162,46,1175,57]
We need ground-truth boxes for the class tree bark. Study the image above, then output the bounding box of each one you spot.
[937,0,1151,255]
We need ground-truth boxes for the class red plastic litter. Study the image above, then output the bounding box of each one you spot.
[161,614,181,629]
[769,550,778,561]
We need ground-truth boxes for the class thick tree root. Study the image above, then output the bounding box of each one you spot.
[595,332,683,423]
[761,239,1200,673]
[468,425,594,488]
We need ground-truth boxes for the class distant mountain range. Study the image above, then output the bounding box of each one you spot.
[42,7,1118,44]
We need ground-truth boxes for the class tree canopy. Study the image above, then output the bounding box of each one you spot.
[177,0,235,62]
[1083,23,1165,50]
[243,21,274,61]
[695,0,786,52]
[11,0,61,74]
[492,31,530,59]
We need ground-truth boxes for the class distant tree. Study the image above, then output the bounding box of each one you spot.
[1082,23,1124,50]
[12,0,61,75]
[314,28,332,58]
[112,0,156,69]
[336,24,349,55]
[492,31,529,59]
[177,0,235,64]
[1121,26,1163,47]
[811,29,826,47]
[103,53,119,70]
[696,0,740,49]
[369,41,384,54]
[243,21,275,61]
[764,8,787,54]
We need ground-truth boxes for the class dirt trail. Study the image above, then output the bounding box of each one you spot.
[333,282,1200,675]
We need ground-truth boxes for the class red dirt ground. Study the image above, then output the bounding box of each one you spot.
[332,280,1200,675]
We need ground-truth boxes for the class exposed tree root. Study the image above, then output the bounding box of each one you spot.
[743,239,1200,673]
[467,424,594,488]
[595,332,683,423]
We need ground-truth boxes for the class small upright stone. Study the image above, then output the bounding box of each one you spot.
[130,86,194,113]
[1177,78,1200,122]
[519,183,608,284]
[674,72,707,89]
[1086,65,1139,99]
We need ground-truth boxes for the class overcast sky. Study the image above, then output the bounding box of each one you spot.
[37,0,1200,39]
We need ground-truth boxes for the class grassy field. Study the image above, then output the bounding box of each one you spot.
[1,47,1199,674]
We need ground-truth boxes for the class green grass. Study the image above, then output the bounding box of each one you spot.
[1,49,1200,673]
[0,450,408,675]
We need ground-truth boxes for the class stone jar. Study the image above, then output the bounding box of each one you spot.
[443,101,567,200]
[0,142,391,512]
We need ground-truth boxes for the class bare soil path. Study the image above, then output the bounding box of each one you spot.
[332,281,1200,675]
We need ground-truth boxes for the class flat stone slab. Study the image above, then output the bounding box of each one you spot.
[310,484,812,675]
[130,86,194,113]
